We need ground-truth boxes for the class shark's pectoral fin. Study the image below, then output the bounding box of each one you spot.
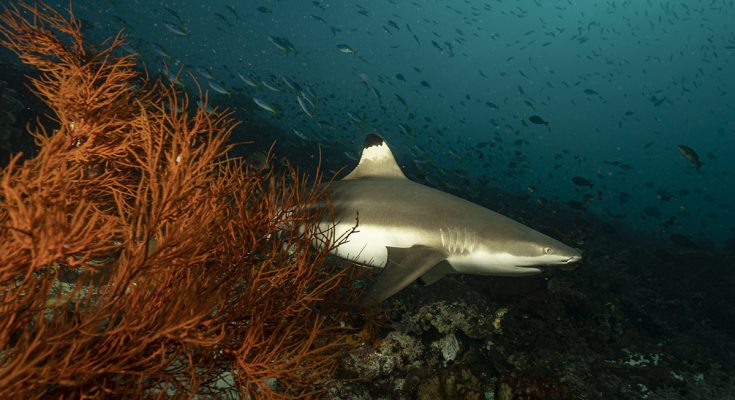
[361,245,447,306]
[418,260,455,286]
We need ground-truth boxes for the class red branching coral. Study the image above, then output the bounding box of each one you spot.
[0,2,363,398]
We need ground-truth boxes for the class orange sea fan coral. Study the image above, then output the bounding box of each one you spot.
[0,2,364,398]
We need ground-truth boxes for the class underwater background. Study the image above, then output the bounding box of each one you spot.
[2,0,732,249]
[1,0,734,399]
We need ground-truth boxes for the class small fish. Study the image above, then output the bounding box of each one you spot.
[163,22,189,36]
[207,81,231,96]
[196,100,219,116]
[280,75,302,92]
[677,145,703,171]
[252,97,281,116]
[317,120,338,132]
[398,123,415,137]
[292,128,308,140]
[420,80,431,88]
[194,66,216,80]
[299,91,316,109]
[394,94,408,111]
[260,80,281,92]
[370,86,382,103]
[238,73,260,88]
[528,115,549,126]
[213,13,233,28]
[357,73,370,86]
[347,112,364,125]
[303,85,318,102]
[269,36,297,54]
[571,176,594,187]
[163,7,184,24]
[256,6,271,13]
[583,88,598,95]
[336,44,356,54]
[296,95,314,118]
[163,69,185,88]
[120,43,138,55]
[151,43,171,59]
[226,5,240,19]
[395,73,406,82]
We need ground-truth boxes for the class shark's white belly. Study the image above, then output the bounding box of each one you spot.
[328,222,424,268]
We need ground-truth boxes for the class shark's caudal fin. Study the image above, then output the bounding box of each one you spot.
[343,133,407,180]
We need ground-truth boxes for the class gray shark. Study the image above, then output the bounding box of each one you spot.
[322,134,582,305]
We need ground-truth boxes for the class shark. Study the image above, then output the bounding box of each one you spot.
[321,134,582,306]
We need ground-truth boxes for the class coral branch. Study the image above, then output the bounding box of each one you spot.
[0,2,365,398]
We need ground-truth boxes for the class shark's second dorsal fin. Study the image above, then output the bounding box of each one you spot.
[343,134,407,180]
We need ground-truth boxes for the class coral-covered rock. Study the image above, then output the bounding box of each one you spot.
[417,366,484,400]
[497,371,570,400]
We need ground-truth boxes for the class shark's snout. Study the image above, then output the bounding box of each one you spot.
[556,250,582,271]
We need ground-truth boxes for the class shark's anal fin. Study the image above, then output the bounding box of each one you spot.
[361,245,447,307]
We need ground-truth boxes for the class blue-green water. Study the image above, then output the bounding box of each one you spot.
[9,0,735,248]
[1,2,734,398]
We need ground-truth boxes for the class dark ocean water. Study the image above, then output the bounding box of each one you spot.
[6,0,728,251]
[1,1,734,398]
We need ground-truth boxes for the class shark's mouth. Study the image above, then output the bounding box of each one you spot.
[526,255,581,272]
[558,255,582,271]
[563,255,582,264]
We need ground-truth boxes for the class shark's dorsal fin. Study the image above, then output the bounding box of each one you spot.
[343,134,407,180]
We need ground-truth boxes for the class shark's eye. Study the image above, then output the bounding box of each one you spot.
[543,246,553,254]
